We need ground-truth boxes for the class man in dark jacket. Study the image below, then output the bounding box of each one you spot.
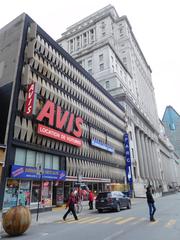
[146,185,156,221]
[63,190,78,221]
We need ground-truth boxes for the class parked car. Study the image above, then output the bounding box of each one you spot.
[95,191,131,213]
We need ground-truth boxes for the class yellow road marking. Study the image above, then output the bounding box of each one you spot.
[76,217,100,223]
[104,217,123,223]
[165,219,176,228]
[149,219,159,225]
[116,217,136,225]
[88,217,110,223]
[131,217,146,225]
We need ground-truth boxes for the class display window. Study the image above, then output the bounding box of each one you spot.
[31,181,41,203]
[18,180,31,206]
[42,181,52,207]
[3,179,19,210]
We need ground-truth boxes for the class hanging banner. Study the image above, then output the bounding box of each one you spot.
[123,133,133,184]
[11,165,66,181]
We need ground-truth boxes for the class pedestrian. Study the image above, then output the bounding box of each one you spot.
[88,190,94,210]
[146,185,156,222]
[63,190,78,221]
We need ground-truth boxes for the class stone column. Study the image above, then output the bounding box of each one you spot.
[144,135,152,180]
[152,142,160,180]
[149,140,156,180]
[135,128,145,179]
[140,132,149,179]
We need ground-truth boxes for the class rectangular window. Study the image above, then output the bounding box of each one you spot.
[45,154,52,169]
[83,32,87,46]
[90,29,94,42]
[26,150,36,167]
[69,39,73,52]
[105,81,110,89]
[123,57,127,63]
[88,59,92,67]
[15,148,26,166]
[88,69,92,75]
[99,63,104,71]
[99,54,103,62]
[131,148,134,158]
[52,156,59,170]
[36,152,44,169]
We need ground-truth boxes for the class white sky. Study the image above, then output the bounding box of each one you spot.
[0,0,179,118]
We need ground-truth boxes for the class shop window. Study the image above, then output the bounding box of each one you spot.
[15,148,26,166]
[3,179,19,209]
[26,150,36,167]
[45,154,53,169]
[52,156,59,170]
[18,180,31,206]
[42,181,52,207]
[31,181,41,203]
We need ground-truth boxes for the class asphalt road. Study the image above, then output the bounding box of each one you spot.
[1,193,180,240]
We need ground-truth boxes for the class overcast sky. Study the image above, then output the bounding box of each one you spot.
[0,0,179,119]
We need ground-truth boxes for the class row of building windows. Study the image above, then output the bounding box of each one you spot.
[68,28,95,53]
[15,148,59,170]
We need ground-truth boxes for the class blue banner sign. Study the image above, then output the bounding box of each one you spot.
[123,133,133,184]
[91,139,114,153]
[11,165,66,181]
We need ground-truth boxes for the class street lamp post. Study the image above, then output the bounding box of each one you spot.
[36,164,43,222]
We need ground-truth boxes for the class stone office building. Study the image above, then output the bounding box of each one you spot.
[0,13,127,210]
[58,5,178,196]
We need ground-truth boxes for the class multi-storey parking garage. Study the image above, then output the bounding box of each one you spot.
[0,14,127,210]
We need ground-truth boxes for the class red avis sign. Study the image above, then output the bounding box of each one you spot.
[25,83,36,115]
[36,100,83,147]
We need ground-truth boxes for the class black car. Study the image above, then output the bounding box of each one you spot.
[95,191,131,213]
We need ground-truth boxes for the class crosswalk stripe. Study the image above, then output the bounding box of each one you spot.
[131,217,146,225]
[77,217,100,223]
[165,219,176,228]
[66,216,91,224]
[116,217,136,225]
[103,217,123,223]
[149,219,159,225]
[88,217,110,223]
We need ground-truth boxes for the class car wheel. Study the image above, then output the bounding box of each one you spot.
[116,204,120,212]
[98,209,103,213]
[127,201,131,209]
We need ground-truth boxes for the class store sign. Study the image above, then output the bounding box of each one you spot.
[37,124,82,147]
[123,133,133,184]
[11,165,66,181]
[36,100,83,147]
[91,139,114,153]
[25,82,36,115]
